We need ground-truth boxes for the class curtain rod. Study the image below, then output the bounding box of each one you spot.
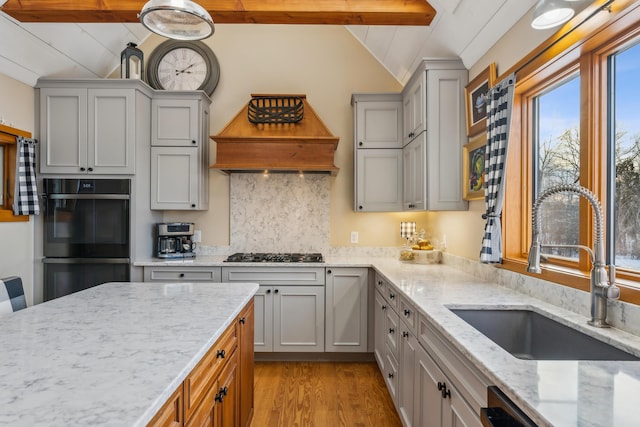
[513,0,615,77]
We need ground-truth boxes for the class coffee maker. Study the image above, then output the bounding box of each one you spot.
[155,223,196,259]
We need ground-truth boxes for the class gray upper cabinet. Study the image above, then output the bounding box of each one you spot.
[402,59,469,212]
[150,92,211,210]
[352,93,404,212]
[37,81,146,175]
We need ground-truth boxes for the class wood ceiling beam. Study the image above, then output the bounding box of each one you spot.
[0,1,436,26]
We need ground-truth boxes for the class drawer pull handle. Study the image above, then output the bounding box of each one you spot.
[215,393,223,403]
[388,372,394,379]
[389,293,395,299]
[437,382,445,391]
[216,349,226,359]
[404,309,410,316]
[219,386,229,396]
[239,317,246,324]
[389,328,395,334]
[381,305,387,310]
[402,331,409,338]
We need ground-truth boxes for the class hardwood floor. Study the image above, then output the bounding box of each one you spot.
[252,361,402,427]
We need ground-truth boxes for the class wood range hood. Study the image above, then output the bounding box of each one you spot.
[211,94,339,175]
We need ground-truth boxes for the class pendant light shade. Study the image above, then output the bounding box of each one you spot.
[139,0,215,40]
[531,0,575,30]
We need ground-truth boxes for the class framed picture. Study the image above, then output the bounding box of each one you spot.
[465,63,497,137]
[463,134,486,201]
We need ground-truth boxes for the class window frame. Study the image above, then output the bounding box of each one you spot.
[0,124,31,223]
[500,1,640,305]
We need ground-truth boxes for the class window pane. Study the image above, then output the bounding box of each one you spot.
[612,42,640,271]
[534,76,581,259]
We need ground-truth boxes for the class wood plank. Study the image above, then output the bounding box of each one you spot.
[252,362,402,427]
[1,0,436,25]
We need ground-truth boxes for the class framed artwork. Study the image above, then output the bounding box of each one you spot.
[463,134,486,201]
[465,63,497,137]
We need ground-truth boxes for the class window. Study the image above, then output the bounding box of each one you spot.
[503,2,640,303]
[0,124,30,223]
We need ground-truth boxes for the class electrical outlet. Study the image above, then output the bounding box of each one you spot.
[193,229,202,243]
[350,231,359,244]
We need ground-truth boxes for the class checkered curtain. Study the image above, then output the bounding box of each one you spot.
[479,74,515,263]
[13,136,40,216]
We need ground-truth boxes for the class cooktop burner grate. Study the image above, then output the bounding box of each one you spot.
[225,252,324,263]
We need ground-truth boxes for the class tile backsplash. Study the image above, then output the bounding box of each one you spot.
[229,173,331,253]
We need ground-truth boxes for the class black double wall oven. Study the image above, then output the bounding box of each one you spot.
[42,178,131,301]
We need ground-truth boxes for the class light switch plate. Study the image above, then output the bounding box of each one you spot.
[350,231,359,244]
[193,229,202,243]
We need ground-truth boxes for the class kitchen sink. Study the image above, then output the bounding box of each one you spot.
[450,308,640,361]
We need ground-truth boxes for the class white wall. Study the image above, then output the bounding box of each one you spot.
[0,72,35,305]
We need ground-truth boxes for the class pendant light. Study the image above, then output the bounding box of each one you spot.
[139,0,215,40]
[531,0,575,30]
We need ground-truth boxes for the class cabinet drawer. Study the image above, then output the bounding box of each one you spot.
[383,351,399,404]
[144,267,221,282]
[221,267,325,285]
[399,295,417,334]
[147,384,183,427]
[386,285,399,311]
[185,378,217,427]
[385,307,400,359]
[184,322,238,420]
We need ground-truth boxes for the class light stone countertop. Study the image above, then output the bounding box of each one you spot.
[0,281,258,427]
[136,255,640,426]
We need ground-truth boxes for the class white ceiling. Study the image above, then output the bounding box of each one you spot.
[0,0,539,88]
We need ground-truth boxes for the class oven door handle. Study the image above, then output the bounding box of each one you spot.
[46,194,130,200]
[42,258,130,264]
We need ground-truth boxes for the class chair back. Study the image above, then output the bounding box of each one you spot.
[0,276,27,315]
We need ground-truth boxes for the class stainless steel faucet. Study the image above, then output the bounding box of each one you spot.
[526,183,620,327]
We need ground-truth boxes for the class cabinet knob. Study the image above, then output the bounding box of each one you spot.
[377,280,383,286]
[402,331,409,338]
[388,372,394,379]
[381,305,387,311]
[274,289,279,294]
[179,273,185,278]
[239,317,246,324]
[216,349,226,359]
[191,204,196,208]
[192,140,196,144]
[266,289,271,294]
[327,269,332,274]
[389,328,395,334]
[87,167,93,172]
[80,167,86,172]
[404,309,411,317]
[359,142,363,146]
[358,206,363,210]
[389,293,395,299]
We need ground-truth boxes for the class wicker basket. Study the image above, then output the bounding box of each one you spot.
[248,95,304,124]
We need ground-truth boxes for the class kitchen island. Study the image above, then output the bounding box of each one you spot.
[0,281,258,427]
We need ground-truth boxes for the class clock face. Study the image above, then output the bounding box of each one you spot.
[147,40,220,96]
[157,47,207,91]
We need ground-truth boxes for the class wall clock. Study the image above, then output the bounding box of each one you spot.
[146,40,220,96]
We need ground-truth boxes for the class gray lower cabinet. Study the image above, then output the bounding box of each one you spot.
[325,267,368,352]
[222,267,325,353]
[375,272,486,427]
[143,266,222,282]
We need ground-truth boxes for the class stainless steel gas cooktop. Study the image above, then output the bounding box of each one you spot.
[224,253,324,263]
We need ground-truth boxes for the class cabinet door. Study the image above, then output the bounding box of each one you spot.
[39,87,87,174]
[385,307,400,360]
[355,101,403,149]
[88,89,135,174]
[355,149,403,212]
[414,344,444,427]
[398,331,418,427]
[374,291,388,372]
[444,389,483,427]
[238,301,255,427]
[325,267,368,352]
[403,77,425,146]
[403,134,427,211]
[148,385,183,427]
[152,98,200,146]
[273,285,324,352]
[151,146,199,210]
[253,287,273,352]
[425,69,468,211]
[216,351,239,427]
